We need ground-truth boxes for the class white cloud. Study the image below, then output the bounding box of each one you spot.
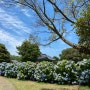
[0,29,22,47]
[0,7,74,56]
[22,9,31,17]
[0,29,24,55]
[0,7,32,55]
[0,8,31,34]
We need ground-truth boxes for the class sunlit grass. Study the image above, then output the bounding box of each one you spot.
[0,76,90,90]
[5,78,90,90]
[79,86,90,90]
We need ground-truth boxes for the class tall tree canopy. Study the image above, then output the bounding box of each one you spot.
[2,0,90,55]
[75,6,90,50]
[17,40,41,62]
[0,43,10,62]
[60,48,90,62]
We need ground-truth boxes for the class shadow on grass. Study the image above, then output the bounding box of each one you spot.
[41,89,54,90]
[41,88,69,90]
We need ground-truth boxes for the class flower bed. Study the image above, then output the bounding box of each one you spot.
[0,59,90,85]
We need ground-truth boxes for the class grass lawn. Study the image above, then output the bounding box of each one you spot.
[5,78,90,90]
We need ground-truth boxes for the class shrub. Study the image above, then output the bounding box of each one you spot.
[17,61,36,80]
[76,59,90,85]
[0,62,7,76]
[4,63,18,78]
[34,61,54,83]
[53,60,78,85]
[0,59,90,86]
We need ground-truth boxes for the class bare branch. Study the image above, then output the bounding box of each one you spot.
[40,37,60,46]
[47,0,75,24]
[4,0,90,54]
[43,0,46,14]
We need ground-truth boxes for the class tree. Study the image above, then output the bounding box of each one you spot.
[29,34,40,45]
[0,43,10,62]
[10,55,21,62]
[2,0,90,55]
[17,40,41,62]
[53,56,59,61]
[75,6,90,51]
[60,48,90,62]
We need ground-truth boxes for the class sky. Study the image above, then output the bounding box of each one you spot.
[0,4,78,57]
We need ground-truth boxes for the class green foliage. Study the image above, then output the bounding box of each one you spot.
[53,60,77,84]
[75,6,90,49]
[76,59,90,85]
[60,48,82,62]
[34,61,54,82]
[0,62,7,76]
[53,56,59,61]
[4,63,18,78]
[17,40,41,62]
[17,61,36,80]
[0,43,10,62]
[10,55,21,62]
[0,59,90,85]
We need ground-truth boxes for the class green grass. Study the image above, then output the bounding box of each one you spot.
[79,86,90,90]
[5,78,90,90]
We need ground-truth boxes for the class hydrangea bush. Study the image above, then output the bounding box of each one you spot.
[0,62,6,76]
[0,59,90,85]
[17,61,36,80]
[34,61,54,83]
[53,60,78,85]
[76,59,90,85]
[4,63,18,78]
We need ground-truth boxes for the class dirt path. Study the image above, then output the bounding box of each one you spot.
[0,76,16,90]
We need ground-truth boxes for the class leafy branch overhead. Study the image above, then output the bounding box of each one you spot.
[1,0,90,54]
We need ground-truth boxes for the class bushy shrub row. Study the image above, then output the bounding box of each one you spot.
[34,61,54,82]
[0,59,90,85]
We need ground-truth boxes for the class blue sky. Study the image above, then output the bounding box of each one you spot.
[0,4,78,57]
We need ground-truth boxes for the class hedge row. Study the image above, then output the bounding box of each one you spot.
[0,59,90,85]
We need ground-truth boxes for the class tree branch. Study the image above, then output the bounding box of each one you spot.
[15,0,90,55]
[47,0,75,24]
[40,37,60,46]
